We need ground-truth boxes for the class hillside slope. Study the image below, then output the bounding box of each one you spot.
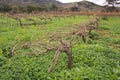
[0,0,62,5]
[65,1,103,11]
[0,0,106,11]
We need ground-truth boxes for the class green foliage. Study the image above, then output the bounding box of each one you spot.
[49,4,58,11]
[90,31,100,40]
[99,26,110,30]
[0,4,63,13]
[1,46,12,58]
[0,4,12,12]
[26,5,36,13]
[0,56,7,67]
[0,15,120,80]
[0,43,119,80]
[70,6,79,11]
[0,48,2,56]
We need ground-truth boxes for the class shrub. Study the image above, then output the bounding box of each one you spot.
[0,4,12,12]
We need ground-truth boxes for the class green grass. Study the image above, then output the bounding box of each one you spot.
[0,15,89,47]
[0,15,120,80]
[0,15,90,57]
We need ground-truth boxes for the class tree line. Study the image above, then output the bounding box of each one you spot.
[0,4,60,13]
[0,0,119,13]
[105,0,120,12]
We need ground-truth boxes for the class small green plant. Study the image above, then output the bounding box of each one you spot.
[0,15,120,80]
[100,26,110,30]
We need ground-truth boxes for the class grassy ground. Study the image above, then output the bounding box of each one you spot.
[0,15,120,80]
[0,15,89,52]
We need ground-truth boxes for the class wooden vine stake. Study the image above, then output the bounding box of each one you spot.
[48,41,72,73]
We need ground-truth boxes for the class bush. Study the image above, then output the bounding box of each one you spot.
[70,7,79,11]
[26,5,36,13]
[0,4,12,12]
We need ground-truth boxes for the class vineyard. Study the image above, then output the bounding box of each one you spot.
[0,12,120,80]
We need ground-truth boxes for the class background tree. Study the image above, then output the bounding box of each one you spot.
[50,4,58,11]
[105,0,120,12]
[26,5,36,13]
[69,6,79,11]
[0,4,12,12]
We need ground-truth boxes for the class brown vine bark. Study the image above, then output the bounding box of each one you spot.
[48,41,72,73]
